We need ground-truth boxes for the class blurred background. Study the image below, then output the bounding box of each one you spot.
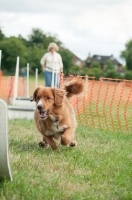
[0,0,132,80]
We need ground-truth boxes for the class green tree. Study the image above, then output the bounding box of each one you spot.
[105,60,115,71]
[28,28,62,50]
[69,65,81,75]
[43,33,62,50]
[105,69,118,78]
[0,28,5,41]
[87,68,103,80]
[59,49,73,76]
[0,37,27,74]
[125,70,132,80]
[121,39,132,70]
[27,46,45,74]
[28,28,44,48]
[18,34,30,47]
[91,61,101,69]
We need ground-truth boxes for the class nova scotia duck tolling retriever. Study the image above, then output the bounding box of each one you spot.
[31,77,84,150]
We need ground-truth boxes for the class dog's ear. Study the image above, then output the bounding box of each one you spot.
[52,89,65,106]
[30,86,42,102]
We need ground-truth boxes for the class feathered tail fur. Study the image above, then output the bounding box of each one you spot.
[63,77,84,98]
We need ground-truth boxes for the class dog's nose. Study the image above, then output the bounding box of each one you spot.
[37,104,42,110]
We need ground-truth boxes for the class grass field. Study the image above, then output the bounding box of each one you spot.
[0,119,132,200]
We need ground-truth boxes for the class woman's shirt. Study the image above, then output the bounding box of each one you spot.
[40,52,63,72]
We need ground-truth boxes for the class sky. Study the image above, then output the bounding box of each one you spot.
[0,0,132,64]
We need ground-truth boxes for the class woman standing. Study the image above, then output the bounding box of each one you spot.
[40,42,63,88]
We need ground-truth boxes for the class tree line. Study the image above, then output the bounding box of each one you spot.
[0,28,74,76]
[0,27,132,79]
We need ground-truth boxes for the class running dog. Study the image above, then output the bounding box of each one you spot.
[31,77,83,150]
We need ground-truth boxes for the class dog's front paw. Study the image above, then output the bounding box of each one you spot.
[38,141,47,148]
[70,141,77,147]
[59,125,68,133]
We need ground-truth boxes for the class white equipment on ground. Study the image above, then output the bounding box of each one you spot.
[0,99,12,181]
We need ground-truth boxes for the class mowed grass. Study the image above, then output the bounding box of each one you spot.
[0,119,132,200]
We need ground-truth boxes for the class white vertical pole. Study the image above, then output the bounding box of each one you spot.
[35,68,38,88]
[26,63,29,97]
[55,72,57,87]
[51,69,55,87]
[13,57,19,105]
[51,52,55,87]
[0,50,2,71]
[0,99,12,181]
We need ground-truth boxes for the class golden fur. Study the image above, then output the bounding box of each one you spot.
[31,77,83,150]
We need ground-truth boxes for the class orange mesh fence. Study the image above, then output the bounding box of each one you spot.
[1,74,132,133]
[0,76,25,103]
[60,74,132,133]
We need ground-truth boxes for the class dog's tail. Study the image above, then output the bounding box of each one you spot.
[64,77,84,98]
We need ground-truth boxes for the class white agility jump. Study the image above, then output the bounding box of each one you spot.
[0,99,12,181]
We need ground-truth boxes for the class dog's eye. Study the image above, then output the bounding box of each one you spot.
[47,96,50,100]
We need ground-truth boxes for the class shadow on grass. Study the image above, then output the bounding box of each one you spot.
[9,138,76,155]
[10,138,46,152]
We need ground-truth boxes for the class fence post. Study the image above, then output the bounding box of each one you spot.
[26,63,29,97]
[35,68,38,89]
[13,57,19,105]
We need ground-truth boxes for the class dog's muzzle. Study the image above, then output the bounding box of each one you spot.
[37,105,49,119]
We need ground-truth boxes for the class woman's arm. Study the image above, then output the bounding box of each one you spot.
[40,54,47,71]
[41,64,45,72]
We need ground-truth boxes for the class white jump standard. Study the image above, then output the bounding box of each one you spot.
[0,99,12,181]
